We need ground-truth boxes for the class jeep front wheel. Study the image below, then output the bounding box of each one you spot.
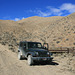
[28,55,34,66]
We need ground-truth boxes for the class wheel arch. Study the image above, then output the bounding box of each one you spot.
[27,52,35,57]
[27,53,32,57]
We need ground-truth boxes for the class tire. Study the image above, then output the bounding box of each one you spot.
[18,52,22,60]
[28,55,34,66]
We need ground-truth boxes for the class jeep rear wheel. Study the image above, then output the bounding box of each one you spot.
[28,55,34,66]
[18,52,22,60]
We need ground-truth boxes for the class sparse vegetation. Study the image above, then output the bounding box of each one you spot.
[0,13,75,50]
[56,41,60,44]
[66,38,69,41]
[74,32,75,33]
[73,42,75,45]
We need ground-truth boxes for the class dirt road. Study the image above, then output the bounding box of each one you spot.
[0,44,74,75]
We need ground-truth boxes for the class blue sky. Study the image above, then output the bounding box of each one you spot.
[0,0,75,21]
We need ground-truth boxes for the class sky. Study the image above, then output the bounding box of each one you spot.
[0,0,75,21]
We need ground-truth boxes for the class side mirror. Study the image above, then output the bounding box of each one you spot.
[43,47,47,50]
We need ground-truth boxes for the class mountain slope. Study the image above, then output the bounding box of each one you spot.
[0,13,75,49]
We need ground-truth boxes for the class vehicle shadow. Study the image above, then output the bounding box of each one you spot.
[48,61,59,65]
[33,60,59,66]
[21,58,27,60]
[20,58,59,66]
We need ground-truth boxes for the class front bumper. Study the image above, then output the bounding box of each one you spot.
[32,57,53,61]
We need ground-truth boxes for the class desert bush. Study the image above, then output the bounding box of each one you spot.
[74,32,75,34]
[56,41,60,44]
[73,42,75,45]
[66,38,69,41]
[53,39,56,41]
[68,32,70,33]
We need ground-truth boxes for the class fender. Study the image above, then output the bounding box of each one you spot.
[26,52,36,57]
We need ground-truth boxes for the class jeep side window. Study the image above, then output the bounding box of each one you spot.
[24,43,26,49]
[28,42,42,48]
[37,44,42,48]
[20,42,23,47]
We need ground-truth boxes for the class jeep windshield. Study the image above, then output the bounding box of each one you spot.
[28,42,42,49]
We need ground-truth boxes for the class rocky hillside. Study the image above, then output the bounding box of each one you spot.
[0,13,75,52]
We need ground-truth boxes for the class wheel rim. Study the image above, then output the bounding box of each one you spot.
[18,52,21,59]
[28,55,33,65]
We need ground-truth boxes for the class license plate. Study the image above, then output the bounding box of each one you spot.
[43,58,47,60]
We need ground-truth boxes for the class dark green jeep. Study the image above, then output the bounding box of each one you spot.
[18,41,53,66]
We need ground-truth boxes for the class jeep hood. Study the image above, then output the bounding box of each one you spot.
[28,48,48,52]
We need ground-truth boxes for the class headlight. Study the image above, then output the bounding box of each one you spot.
[47,52,50,55]
[47,52,50,57]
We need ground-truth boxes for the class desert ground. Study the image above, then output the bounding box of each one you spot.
[0,44,75,75]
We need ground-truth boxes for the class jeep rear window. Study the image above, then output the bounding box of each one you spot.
[28,42,42,48]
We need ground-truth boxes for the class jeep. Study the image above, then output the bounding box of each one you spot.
[18,41,53,66]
